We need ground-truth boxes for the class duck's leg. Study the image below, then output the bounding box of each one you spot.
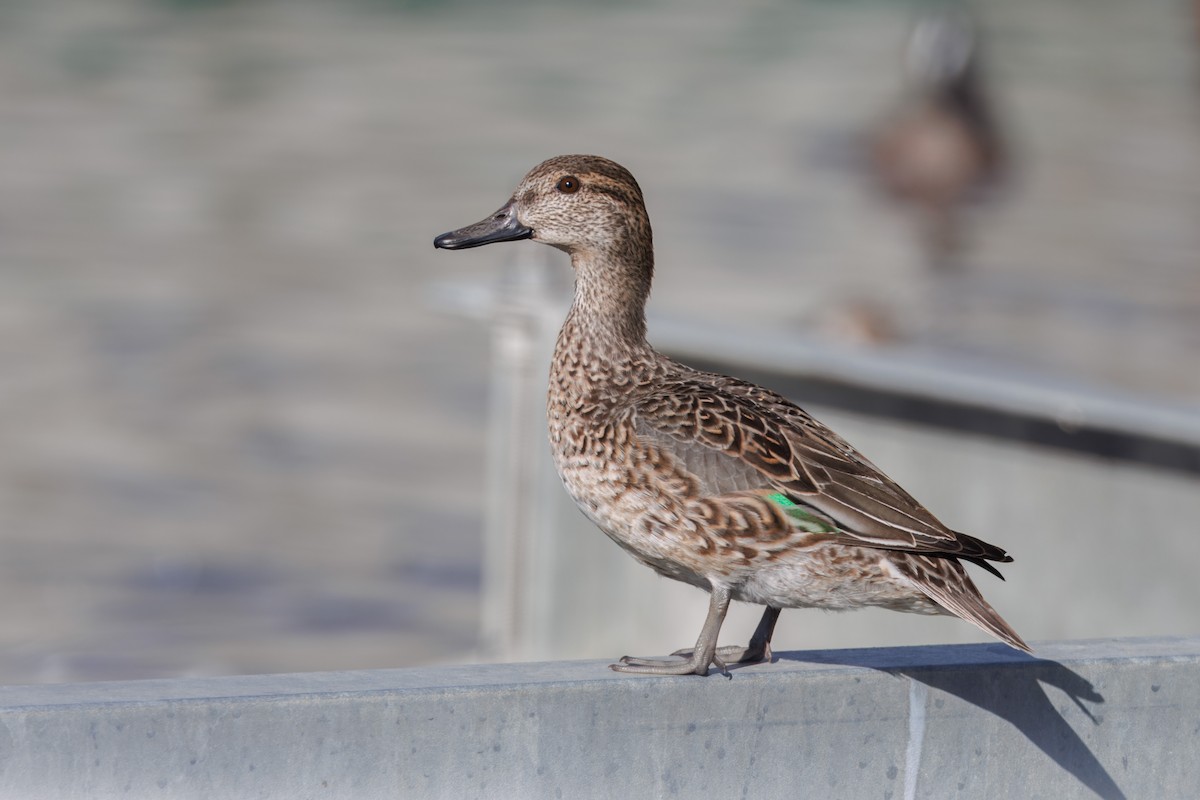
[664,604,780,665]
[611,585,731,676]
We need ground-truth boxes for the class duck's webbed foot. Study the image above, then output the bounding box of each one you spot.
[612,651,725,676]
[670,643,765,665]
[608,586,736,677]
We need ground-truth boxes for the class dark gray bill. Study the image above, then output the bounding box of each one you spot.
[433,202,532,250]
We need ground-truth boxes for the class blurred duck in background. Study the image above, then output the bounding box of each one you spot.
[870,6,1009,273]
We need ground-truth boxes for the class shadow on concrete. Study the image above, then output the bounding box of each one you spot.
[777,646,1126,800]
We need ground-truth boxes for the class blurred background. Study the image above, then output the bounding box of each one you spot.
[0,0,1197,684]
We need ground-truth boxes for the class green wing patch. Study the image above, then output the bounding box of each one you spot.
[766,492,840,534]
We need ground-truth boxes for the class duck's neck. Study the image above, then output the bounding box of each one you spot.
[554,247,656,383]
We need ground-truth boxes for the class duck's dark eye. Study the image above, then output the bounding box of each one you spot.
[556,175,580,194]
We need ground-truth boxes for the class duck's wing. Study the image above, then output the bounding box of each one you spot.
[633,373,1010,566]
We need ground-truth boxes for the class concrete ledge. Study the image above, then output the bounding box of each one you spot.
[2,638,1196,799]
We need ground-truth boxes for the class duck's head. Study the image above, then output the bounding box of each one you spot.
[906,9,977,90]
[434,155,651,260]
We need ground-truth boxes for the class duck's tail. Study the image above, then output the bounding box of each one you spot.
[890,553,1032,654]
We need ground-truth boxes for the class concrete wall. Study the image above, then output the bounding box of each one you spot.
[1,637,1195,799]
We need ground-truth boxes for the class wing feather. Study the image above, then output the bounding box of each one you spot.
[633,370,1011,565]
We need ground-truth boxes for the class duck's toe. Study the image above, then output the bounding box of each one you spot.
[609,652,714,676]
[670,642,772,665]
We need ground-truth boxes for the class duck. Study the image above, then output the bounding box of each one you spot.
[435,155,1028,676]
[869,8,1008,272]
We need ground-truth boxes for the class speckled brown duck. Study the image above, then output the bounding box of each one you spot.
[435,155,1028,675]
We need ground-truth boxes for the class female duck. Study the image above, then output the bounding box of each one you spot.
[435,155,1027,675]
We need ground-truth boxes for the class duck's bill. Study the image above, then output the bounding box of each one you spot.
[433,202,533,250]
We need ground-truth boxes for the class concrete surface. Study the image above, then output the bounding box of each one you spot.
[1,637,1196,800]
